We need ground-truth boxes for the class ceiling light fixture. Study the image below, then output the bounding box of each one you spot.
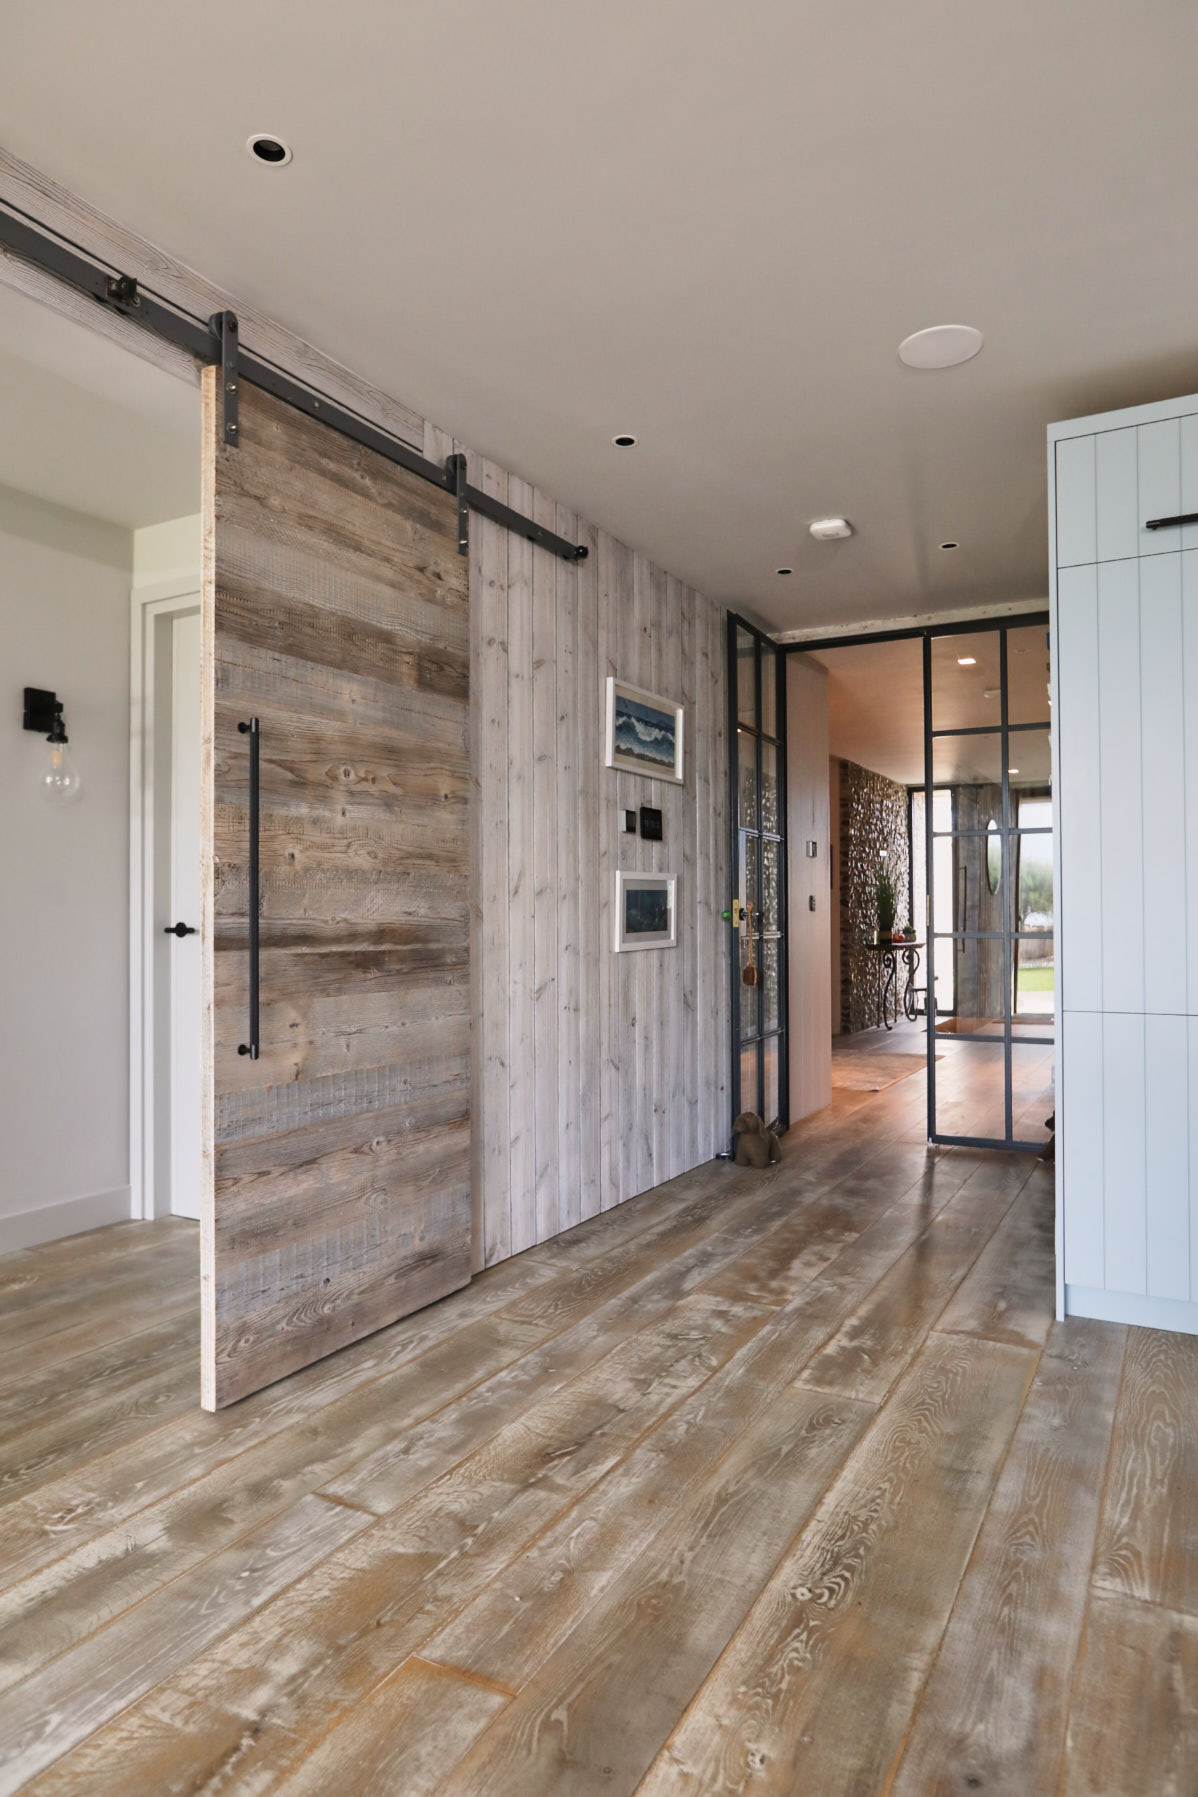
[808,518,853,541]
[1009,767,1020,775]
[898,325,983,370]
[957,656,976,666]
[776,567,793,576]
[247,133,293,165]
[939,541,958,551]
[612,434,637,448]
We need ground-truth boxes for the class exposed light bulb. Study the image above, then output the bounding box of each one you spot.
[41,738,81,803]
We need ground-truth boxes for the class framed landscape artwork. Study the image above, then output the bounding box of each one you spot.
[605,677,684,784]
[614,871,677,952]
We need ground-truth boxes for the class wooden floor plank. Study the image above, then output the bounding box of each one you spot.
[1,1054,1191,1795]
[1059,1589,1198,1797]
[427,1383,873,1796]
[935,1165,1057,1349]
[19,1295,767,1793]
[273,1657,508,1797]
[636,1332,1036,1797]
[0,1494,369,1796]
[1091,1324,1198,1616]
[888,1318,1126,1797]
[794,1158,1030,1403]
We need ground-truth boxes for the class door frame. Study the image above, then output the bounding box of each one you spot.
[782,608,1052,1151]
[129,578,201,1221]
[727,612,790,1137]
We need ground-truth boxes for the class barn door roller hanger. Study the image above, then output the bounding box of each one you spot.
[0,201,588,565]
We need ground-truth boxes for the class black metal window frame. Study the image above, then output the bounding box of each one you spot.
[727,614,789,1137]
[783,609,1051,1154]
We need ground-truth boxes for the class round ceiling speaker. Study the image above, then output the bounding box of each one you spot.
[898,325,983,369]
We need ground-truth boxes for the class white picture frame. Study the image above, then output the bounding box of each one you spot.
[614,870,677,952]
[604,677,684,784]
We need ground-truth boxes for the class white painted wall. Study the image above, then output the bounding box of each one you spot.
[787,654,831,1121]
[0,482,133,1248]
[1051,389,1198,1335]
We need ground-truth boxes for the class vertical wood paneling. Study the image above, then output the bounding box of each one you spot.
[505,478,536,1257]
[465,504,726,1258]
[1189,1017,1198,1301]
[555,502,582,1234]
[1103,1011,1147,1295]
[1140,554,1186,1013]
[1138,418,1181,555]
[1061,1013,1104,1287]
[576,522,602,1223]
[1181,413,1198,553]
[1183,552,1198,1016]
[1055,435,1096,568]
[1056,565,1103,1013]
[679,580,699,1171]
[1095,427,1138,563]
[596,533,619,1214]
[1097,559,1144,1013]
[1145,1013,1189,1300]
[531,502,560,1246]
[474,466,511,1270]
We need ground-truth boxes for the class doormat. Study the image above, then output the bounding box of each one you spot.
[831,1053,941,1093]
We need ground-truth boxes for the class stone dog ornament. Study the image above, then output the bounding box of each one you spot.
[732,1111,781,1168]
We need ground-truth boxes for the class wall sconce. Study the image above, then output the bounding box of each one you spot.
[23,687,81,802]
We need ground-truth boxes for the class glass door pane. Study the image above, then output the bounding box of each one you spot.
[926,619,1053,1149]
[728,614,788,1136]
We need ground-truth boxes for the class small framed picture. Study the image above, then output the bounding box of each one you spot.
[614,871,677,952]
[605,678,684,784]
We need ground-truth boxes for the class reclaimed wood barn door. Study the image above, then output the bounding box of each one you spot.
[199,369,472,1410]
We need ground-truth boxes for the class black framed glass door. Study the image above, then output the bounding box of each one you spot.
[921,621,1054,1149]
[727,614,789,1134]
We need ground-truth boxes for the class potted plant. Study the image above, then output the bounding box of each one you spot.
[876,870,897,942]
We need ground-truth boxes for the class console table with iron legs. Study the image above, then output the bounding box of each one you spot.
[861,939,924,1030]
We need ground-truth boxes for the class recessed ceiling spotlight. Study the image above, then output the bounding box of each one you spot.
[808,518,853,541]
[1008,767,1020,776]
[612,433,637,448]
[776,567,793,576]
[957,656,977,666]
[939,541,958,551]
[898,325,983,370]
[247,133,292,165]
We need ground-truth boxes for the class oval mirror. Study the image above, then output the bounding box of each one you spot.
[986,819,1002,894]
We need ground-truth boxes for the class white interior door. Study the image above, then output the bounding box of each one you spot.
[168,609,202,1220]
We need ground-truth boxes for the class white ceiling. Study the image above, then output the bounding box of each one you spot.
[3,2,1197,623]
[0,284,199,528]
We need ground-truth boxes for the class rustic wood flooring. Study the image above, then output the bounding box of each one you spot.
[1,1047,1192,1794]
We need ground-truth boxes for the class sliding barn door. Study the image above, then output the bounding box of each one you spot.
[199,370,471,1410]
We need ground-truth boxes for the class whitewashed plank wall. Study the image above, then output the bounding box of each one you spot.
[423,428,731,1271]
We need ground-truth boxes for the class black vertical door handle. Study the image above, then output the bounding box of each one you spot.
[237,717,260,1060]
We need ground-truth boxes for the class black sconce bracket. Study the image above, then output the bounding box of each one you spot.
[23,687,67,741]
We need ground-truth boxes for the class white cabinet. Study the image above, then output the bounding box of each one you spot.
[1052,391,1198,1335]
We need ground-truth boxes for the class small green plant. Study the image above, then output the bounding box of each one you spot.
[876,869,897,938]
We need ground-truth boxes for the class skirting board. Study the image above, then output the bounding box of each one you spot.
[1065,1283,1198,1339]
[0,1185,132,1254]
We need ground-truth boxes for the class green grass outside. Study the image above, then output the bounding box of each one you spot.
[1017,964,1055,992]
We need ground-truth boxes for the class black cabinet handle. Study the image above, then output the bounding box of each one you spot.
[1145,512,1198,531]
[237,717,260,1060]
[164,922,197,937]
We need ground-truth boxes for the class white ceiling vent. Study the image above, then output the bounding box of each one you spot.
[809,517,853,541]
